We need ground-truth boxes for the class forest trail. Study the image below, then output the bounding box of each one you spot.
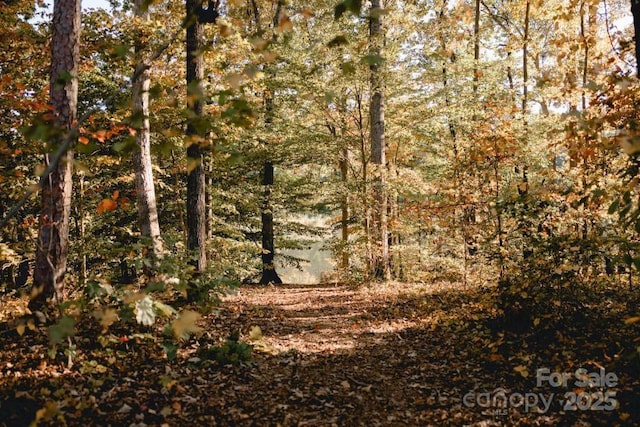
[0,282,636,426]
[207,281,496,426]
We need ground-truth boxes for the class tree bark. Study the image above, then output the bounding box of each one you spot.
[134,0,163,264]
[369,0,390,281]
[259,161,282,285]
[340,144,349,270]
[30,0,80,311]
[255,1,283,285]
[186,0,207,272]
[632,0,640,78]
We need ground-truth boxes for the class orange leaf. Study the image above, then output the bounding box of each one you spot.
[97,198,117,214]
[300,7,314,19]
[78,136,89,145]
[93,130,108,143]
[277,13,293,32]
[111,190,119,201]
[118,197,130,210]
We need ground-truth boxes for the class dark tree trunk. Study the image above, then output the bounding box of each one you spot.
[632,0,640,77]
[186,0,207,271]
[340,145,349,270]
[30,0,80,311]
[259,161,282,285]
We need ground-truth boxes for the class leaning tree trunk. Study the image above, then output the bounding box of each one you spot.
[185,0,207,272]
[133,0,163,264]
[369,0,390,281]
[30,0,81,312]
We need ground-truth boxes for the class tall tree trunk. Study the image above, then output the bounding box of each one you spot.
[78,173,86,285]
[255,0,283,285]
[133,0,163,264]
[186,0,207,272]
[369,0,390,281]
[522,0,530,117]
[340,144,349,270]
[632,0,640,77]
[519,0,530,198]
[259,160,282,284]
[354,92,372,275]
[473,0,481,96]
[327,114,350,271]
[30,0,81,312]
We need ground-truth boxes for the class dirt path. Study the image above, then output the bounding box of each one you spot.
[208,282,474,426]
[0,282,635,426]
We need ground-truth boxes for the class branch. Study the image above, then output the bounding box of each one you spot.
[0,0,213,229]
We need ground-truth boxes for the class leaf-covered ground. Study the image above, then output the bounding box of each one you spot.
[0,282,639,426]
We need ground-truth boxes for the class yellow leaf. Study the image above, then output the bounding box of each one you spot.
[249,325,262,341]
[34,402,59,423]
[250,37,268,51]
[218,23,231,37]
[514,365,529,378]
[533,318,540,327]
[16,323,25,336]
[262,51,277,63]
[624,316,640,325]
[172,310,202,339]
[226,72,243,90]
[94,308,119,331]
[186,157,201,173]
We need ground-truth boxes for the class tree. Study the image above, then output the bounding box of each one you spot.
[251,0,284,285]
[133,0,163,264]
[185,0,215,272]
[369,0,390,280]
[30,0,81,313]
[632,0,640,77]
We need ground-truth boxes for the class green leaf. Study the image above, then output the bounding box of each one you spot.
[53,71,73,88]
[362,54,384,65]
[334,2,347,19]
[368,7,387,18]
[348,0,362,14]
[341,61,356,75]
[113,137,136,153]
[327,35,348,48]
[334,0,361,19]
[48,316,75,346]
[608,199,620,215]
[163,341,178,360]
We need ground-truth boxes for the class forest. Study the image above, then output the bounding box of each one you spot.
[1,0,640,425]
